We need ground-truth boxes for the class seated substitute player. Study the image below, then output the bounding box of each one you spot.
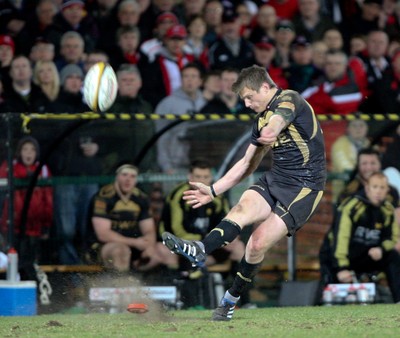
[88,164,157,273]
[319,172,400,303]
[162,65,327,321]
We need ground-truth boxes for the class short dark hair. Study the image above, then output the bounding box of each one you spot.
[190,159,212,172]
[357,148,380,160]
[231,64,276,95]
[181,62,203,76]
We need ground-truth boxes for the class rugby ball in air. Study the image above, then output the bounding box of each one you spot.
[83,62,118,112]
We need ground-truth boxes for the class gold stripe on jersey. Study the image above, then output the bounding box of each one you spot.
[306,101,319,139]
[334,198,359,267]
[288,124,309,165]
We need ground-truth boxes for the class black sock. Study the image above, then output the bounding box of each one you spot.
[228,257,262,298]
[202,219,241,254]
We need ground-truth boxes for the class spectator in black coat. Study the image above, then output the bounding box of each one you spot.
[208,9,254,71]
[45,0,99,57]
[47,63,89,113]
[15,0,58,56]
[2,55,48,113]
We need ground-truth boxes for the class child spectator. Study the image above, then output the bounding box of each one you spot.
[0,136,53,280]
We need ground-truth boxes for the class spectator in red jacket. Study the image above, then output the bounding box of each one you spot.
[302,50,363,115]
[0,136,53,279]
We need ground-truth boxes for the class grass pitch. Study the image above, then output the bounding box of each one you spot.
[0,304,399,338]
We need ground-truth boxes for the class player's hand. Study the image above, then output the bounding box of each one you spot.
[368,247,383,261]
[337,269,354,283]
[182,181,213,208]
[257,127,277,146]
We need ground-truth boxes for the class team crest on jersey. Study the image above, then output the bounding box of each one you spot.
[94,199,107,213]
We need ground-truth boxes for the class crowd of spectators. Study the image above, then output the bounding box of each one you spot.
[2,0,400,307]
[1,0,400,118]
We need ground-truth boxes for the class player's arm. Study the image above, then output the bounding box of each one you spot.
[213,143,269,195]
[202,115,287,192]
[257,114,288,146]
[183,144,269,208]
[131,218,157,251]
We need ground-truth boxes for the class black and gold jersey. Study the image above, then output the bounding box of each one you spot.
[330,193,398,270]
[92,183,151,239]
[251,89,326,191]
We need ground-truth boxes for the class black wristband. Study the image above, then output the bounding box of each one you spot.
[210,185,217,198]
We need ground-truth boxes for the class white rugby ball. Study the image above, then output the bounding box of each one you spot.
[83,62,118,112]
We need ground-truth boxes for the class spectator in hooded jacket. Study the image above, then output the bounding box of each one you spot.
[0,136,53,279]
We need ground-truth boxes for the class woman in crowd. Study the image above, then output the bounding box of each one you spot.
[33,60,60,103]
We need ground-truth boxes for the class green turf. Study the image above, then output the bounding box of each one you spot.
[0,305,399,338]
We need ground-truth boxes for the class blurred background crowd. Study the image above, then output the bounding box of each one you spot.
[1,0,400,310]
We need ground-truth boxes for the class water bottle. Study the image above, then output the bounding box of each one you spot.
[322,285,333,306]
[109,290,121,314]
[6,247,18,282]
[357,284,369,305]
[346,284,357,304]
